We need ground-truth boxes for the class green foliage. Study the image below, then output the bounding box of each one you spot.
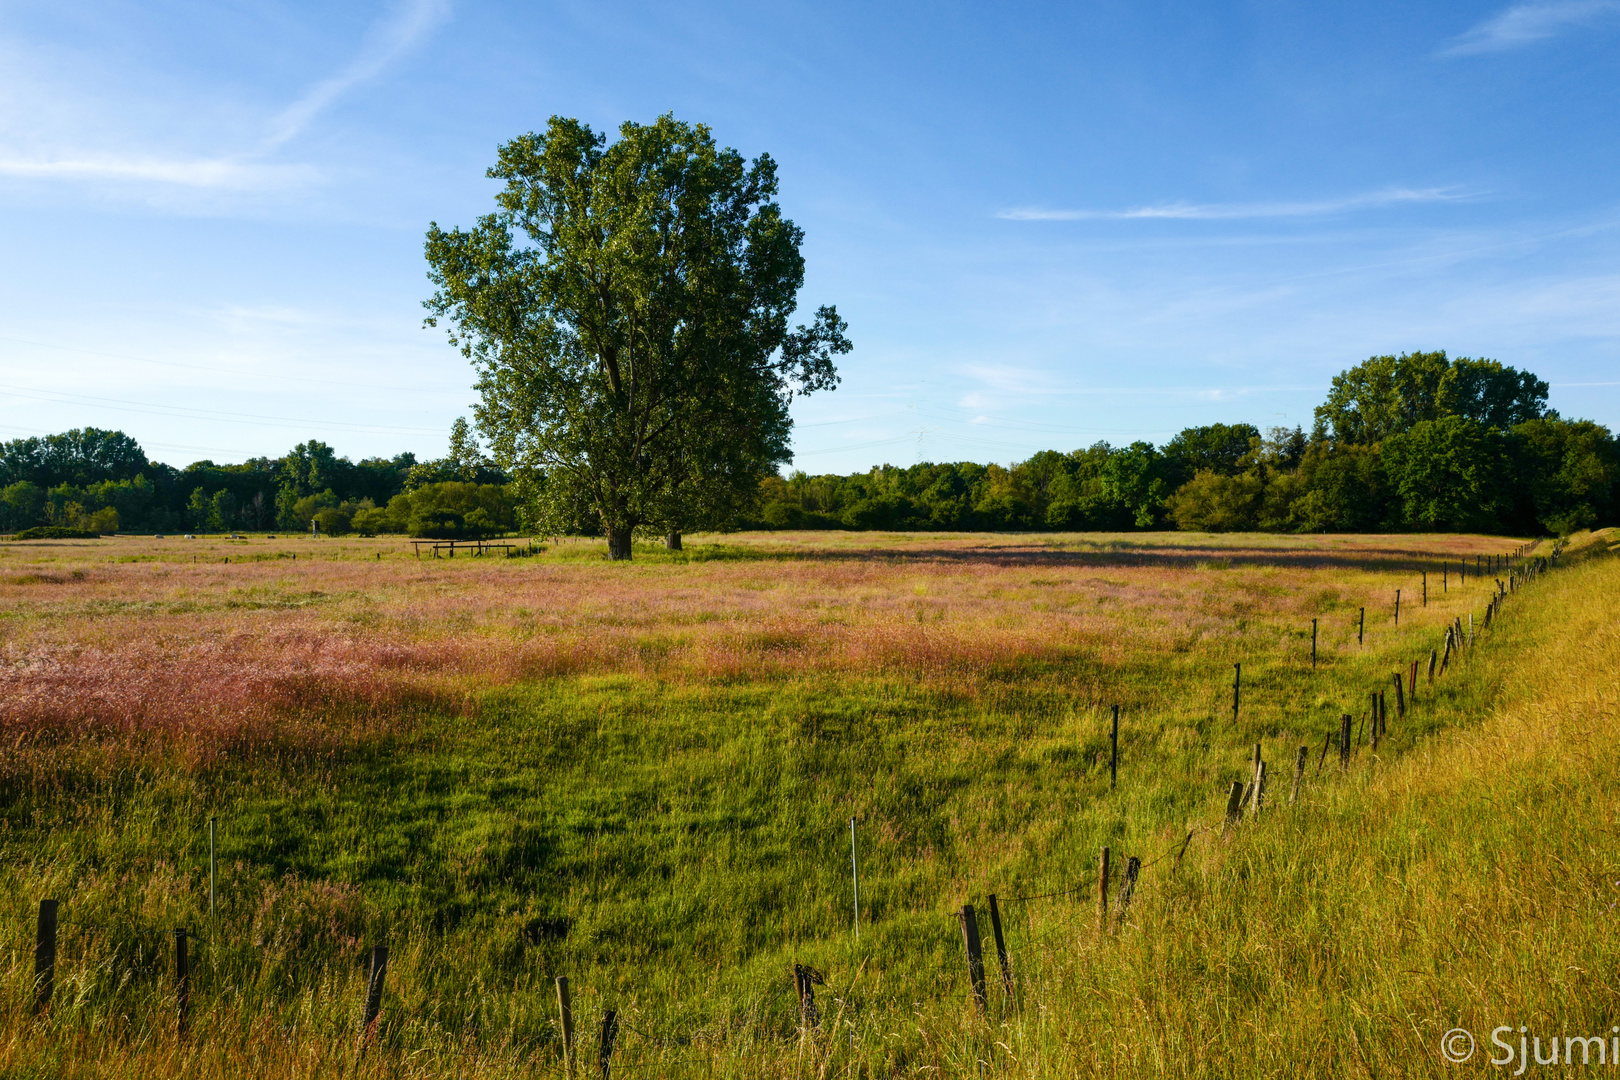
[0,427,148,488]
[1511,417,1620,535]
[424,114,848,559]
[312,507,353,536]
[1166,469,1263,531]
[1163,422,1261,485]
[1314,350,1550,444]
[3,342,1613,540]
[1381,416,1504,531]
[10,525,102,539]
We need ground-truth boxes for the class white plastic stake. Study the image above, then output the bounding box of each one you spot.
[209,816,217,916]
[849,817,860,939]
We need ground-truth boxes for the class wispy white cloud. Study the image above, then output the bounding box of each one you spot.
[0,0,450,195]
[266,0,451,149]
[998,187,1470,222]
[1440,0,1620,56]
[0,155,319,189]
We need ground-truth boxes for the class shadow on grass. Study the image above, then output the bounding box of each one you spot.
[553,533,1536,574]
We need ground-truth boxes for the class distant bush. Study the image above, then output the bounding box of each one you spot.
[350,506,397,536]
[11,526,101,540]
[759,501,841,530]
[1166,470,1263,532]
[410,509,465,538]
[401,483,515,538]
[312,507,353,536]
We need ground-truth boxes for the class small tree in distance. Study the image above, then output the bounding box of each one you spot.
[424,114,850,559]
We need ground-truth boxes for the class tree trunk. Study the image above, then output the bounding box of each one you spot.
[605,526,634,561]
[665,531,682,550]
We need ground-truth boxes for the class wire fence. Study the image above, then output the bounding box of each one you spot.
[11,541,1559,1072]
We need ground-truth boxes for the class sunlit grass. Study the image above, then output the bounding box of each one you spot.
[0,527,1601,1076]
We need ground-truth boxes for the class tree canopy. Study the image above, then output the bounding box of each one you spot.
[423,114,850,559]
[1313,350,1550,445]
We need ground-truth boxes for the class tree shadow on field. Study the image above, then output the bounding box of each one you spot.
[671,536,1524,574]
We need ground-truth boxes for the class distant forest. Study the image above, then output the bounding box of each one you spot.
[0,421,514,539]
[3,351,1616,538]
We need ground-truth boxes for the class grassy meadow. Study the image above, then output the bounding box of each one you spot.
[0,526,1612,1077]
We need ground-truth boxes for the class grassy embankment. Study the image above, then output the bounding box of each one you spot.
[0,528,1610,1076]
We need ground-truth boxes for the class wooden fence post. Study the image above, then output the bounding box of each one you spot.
[34,899,57,1014]
[175,928,190,1039]
[1359,606,1365,645]
[794,964,821,1028]
[1173,830,1194,874]
[1109,704,1119,792]
[1409,659,1419,700]
[1117,856,1142,918]
[1393,673,1405,717]
[360,945,388,1046]
[987,895,1014,1002]
[1395,589,1401,625]
[960,906,986,1008]
[1311,618,1317,668]
[599,1010,619,1079]
[1427,649,1437,685]
[1338,714,1352,769]
[1097,848,1111,931]
[1289,744,1308,804]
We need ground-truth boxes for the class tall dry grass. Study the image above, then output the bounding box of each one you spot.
[0,530,1523,754]
[0,528,1594,1077]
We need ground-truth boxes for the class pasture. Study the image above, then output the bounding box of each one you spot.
[0,527,1612,1077]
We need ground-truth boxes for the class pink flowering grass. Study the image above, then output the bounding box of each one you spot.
[0,529,1522,757]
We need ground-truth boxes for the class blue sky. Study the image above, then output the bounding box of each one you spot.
[2,0,1618,473]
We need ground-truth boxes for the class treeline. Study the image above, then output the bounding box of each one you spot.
[5,351,1616,540]
[0,424,516,538]
[754,352,1618,536]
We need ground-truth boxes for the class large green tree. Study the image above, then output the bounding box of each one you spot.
[424,115,849,559]
[1313,350,1549,445]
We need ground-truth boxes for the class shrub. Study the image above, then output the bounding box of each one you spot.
[761,501,807,529]
[11,526,101,540]
[350,507,397,536]
[1166,470,1263,531]
[312,507,353,537]
[410,509,464,538]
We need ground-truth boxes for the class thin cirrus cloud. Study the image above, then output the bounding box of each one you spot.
[0,156,321,190]
[0,0,450,191]
[997,187,1470,222]
[266,0,451,148]
[1439,0,1620,56]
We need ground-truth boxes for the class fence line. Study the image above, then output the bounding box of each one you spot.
[12,538,1563,1070]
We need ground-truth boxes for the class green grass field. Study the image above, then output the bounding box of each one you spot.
[0,527,1611,1077]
